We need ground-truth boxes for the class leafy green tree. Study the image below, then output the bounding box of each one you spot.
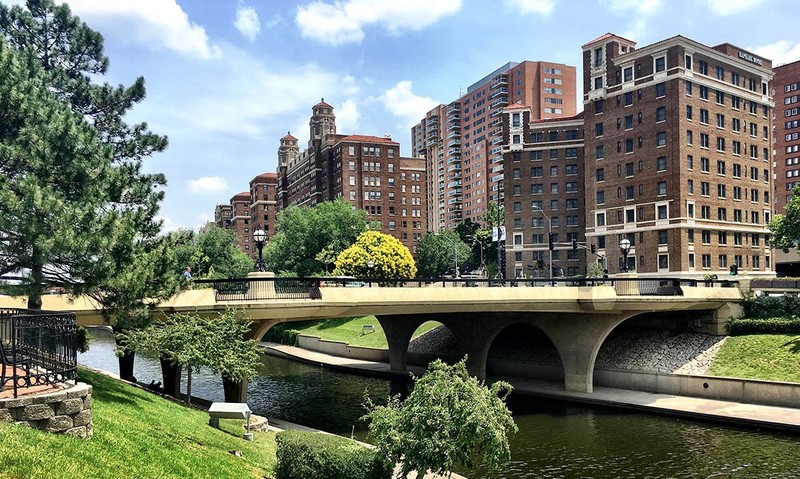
[0,0,168,309]
[769,184,800,252]
[265,199,367,276]
[416,231,471,277]
[173,226,252,279]
[119,309,261,403]
[90,236,184,381]
[364,358,518,478]
[334,231,416,279]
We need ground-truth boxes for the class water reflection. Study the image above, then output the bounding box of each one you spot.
[79,327,800,479]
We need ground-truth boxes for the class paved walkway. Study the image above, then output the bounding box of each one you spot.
[264,343,800,434]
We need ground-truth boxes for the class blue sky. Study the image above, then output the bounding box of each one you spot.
[4,0,799,231]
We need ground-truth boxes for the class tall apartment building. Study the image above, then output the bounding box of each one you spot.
[582,33,775,277]
[277,101,427,255]
[225,191,252,255]
[771,60,800,275]
[502,106,587,278]
[411,61,577,233]
[248,172,279,258]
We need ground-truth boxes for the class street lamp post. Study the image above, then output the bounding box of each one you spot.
[443,235,460,278]
[467,234,485,278]
[532,205,552,283]
[252,227,268,272]
[619,238,631,273]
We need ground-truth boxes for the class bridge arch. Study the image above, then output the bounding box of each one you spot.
[486,323,564,383]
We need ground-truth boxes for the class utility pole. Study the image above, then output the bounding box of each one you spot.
[533,205,552,284]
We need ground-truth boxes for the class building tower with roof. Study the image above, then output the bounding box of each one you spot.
[275,101,427,256]
[581,33,775,277]
[411,61,578,233]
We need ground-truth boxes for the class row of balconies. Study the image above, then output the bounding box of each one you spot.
[489,97,509,109]
[490,75,508,89]
[490,88,508,99]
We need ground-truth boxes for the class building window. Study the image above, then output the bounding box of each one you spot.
[655,56,666,72]
[655,82,666,97]
[657,156,667,172]
[657,181,667,196]
[656,132,667,147]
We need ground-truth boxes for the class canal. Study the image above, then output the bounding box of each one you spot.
[80,328,800,478]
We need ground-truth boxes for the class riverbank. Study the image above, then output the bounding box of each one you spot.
[264,343,800,435]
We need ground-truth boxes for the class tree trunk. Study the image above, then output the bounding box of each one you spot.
[159,356,182,398]
[222,376,248,403]
[112,328,136,382]
[185,369,192,406]
[27,260,44,310]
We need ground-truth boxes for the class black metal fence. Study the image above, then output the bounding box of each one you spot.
[0,309,78,398]
[193,276,737,301]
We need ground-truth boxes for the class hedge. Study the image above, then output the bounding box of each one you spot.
[275,430,392,479]
[741,295,800,319]
[727,317,800,335]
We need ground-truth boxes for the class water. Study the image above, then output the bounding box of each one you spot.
[80,327,800,478]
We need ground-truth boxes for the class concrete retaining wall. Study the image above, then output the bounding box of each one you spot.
[294,334,800,408]
[0,382,93,438]
[595,369,800,408]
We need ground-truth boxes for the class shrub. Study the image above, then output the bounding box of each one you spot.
[728,317,800,335]
[741,295,800,319]
[264,321,316,345]
[275,430,392,479]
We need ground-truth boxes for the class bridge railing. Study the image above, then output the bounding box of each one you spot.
[1,309,78,398]
[193,276,738,300]
[194,278,322,302]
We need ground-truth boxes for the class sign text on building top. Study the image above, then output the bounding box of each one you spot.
[738,51,764,66]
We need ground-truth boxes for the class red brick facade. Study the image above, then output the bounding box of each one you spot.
[773,60,800,213]
[582,34,775,277]
[412,61,577,233]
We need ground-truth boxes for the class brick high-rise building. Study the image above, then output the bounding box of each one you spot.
[502,105,587,279]
[773,60,800,212]
[227,191,252,255]
[412,61,577,233]
[248,172,279,259]
[771,60,800,275]
[277,101,427,255]
[582,33,775,277]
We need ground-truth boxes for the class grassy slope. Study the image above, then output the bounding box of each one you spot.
[708,334,800,383]
[0,368,276,479]
[287,316,441,349]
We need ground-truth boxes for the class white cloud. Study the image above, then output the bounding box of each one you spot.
[156,215,186,233]
[502,0,556,15]
[335,99,361,133]
[62,0,221,59]
[599,0,662,14]
[295,0,462,45]
[379,81,439,129]
[187,177,229,195]
[705,0,764,15]
[752,40,800,67]
[234,2,261,42]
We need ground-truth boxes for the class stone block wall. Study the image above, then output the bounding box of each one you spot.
[0,382,93,438]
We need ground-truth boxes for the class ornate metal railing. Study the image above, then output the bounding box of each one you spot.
[193,276,738,301]
[0,309,78,398]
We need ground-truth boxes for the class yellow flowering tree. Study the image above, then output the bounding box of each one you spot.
[334,231,417,279]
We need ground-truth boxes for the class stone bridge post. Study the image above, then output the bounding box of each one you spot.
[376,315,427,372]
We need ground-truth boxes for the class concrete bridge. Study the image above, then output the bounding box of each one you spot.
[0,277,745,401]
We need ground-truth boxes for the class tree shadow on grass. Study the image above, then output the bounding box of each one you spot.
[78,368,152,407]
[781,336,800,354]
[316,317,362,330]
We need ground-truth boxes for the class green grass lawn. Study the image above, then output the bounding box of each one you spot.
[284,316,442,349]
[0,368,276,479]
[708,334,800,383]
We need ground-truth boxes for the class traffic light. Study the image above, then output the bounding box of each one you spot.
[730,264,738,276]
[572,238,578,250]
[590,243,597,254]
[548,233,554,251]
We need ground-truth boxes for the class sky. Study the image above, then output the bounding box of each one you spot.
[3,0,800,232]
